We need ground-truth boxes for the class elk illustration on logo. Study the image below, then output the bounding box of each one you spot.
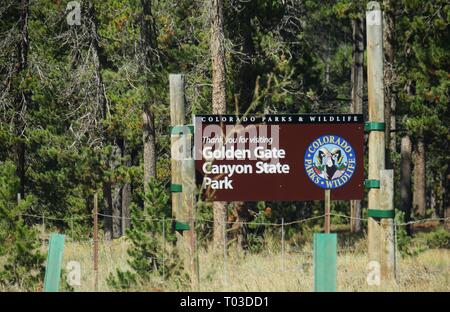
[304,135,356,189]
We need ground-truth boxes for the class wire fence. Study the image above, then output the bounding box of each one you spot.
[19,211,450,291]
[22,211,450,226]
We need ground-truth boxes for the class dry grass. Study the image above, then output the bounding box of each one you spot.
[62,238,131,291]
[59,238,450,292]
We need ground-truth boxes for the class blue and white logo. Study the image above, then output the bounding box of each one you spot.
[304,135,356,189]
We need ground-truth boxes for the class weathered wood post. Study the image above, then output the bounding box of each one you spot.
[169,73,185,236]
[366,1,395,283]
[170,74,199,290]
[181,156,199,290]
[324,190,331,233]
[379,169,395,280]
[400,135,412,235]
[350,14,364,233]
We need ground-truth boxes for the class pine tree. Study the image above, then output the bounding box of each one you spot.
[0,161,44,291]
[396,0,449,220]
[107,177,185,290]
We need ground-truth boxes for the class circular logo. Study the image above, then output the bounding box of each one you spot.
[304,135,356,189]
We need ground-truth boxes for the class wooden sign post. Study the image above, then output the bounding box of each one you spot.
[169,74,199,290]
[379,169,396,280]
[366,1,395,283]
[324,190,331,233]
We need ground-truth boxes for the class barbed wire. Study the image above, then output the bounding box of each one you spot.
[395,217,449,226]
[24,211,327,226]
[21,211,450,228]
[330,212,450,227]
[329,212,369,221]
[21,213,90,221]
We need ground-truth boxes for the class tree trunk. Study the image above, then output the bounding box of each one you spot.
[143,109,156,193]
[350,16,364,233]
[111,141,122,239]
[211,0,227,250]
[231,5,255,248]
[231,202,250,251]
[444,172,450,231]
[325,32,331,85]
[121,140,132,234]
[400,135,412,235]
[103,182,112,240]
[103,141,124,239]
[87,0,107,123]
[429,174,437,218]
[14,0,30,197]
[412,138,426,218]
[140,0,158,196]
[383,0,396,167]
[121,182,131,234]
[87,0,116,238]
[211,0,227,113]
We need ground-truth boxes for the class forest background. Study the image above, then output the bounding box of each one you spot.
[0,0,448,291]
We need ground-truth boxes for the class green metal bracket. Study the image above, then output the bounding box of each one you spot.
[43,233,65,292]
[171,184,182,192]
[364,179,381,189]
[368,209,395,219]
[170,125,194,135]
[364,121,385,132]
[174,220,190,231]
[313,233,337,292]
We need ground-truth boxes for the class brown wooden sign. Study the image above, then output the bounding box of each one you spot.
[194,114,364,201]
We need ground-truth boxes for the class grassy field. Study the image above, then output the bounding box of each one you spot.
[60,237,450,292]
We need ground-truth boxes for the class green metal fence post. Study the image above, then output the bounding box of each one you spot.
[43,233,65,292]
[313,233,337,292]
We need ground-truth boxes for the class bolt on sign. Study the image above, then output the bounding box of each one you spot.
[194,114,364,201]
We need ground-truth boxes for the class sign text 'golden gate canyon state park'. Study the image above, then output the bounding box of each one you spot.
[194,114,364,201]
